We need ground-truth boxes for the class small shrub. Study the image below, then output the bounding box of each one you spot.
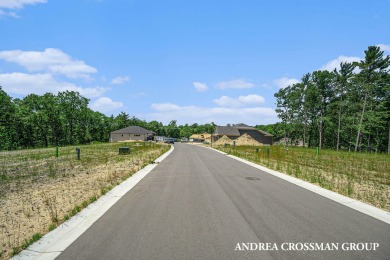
[71,205,82,216]
[101,186,112,196]
[89,196,97,203]
[49,224,56,231]
[12,233,42,256]
[81,200,89,208]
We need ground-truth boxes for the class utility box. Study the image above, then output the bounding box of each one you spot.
[119,147,131,155]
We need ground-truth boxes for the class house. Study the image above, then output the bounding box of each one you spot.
[110,126,155,142]
[213,123,273,145]
[189,133,211,143]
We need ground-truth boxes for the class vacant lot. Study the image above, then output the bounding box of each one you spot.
[217,145,389,211]
[0,142,169,259]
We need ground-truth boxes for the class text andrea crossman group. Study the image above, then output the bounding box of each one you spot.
[234,242,379,251]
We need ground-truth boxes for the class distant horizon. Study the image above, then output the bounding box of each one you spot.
[1,0,389,125]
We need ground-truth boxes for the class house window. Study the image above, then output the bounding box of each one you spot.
[134,134,140,137]
[121,134,123,137]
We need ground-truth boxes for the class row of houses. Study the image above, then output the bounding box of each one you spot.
[109,124,273,145]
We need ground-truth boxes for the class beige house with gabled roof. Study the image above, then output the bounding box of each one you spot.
[110,126,155,142]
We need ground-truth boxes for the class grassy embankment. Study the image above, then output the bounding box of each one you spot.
[216,145,389,211]
[0,142,169,259]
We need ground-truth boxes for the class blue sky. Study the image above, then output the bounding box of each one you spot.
[1,0,389,126]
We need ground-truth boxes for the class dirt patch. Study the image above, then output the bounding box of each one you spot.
[213,135,232,146]
[190,133,211,142]
[0,143,168,259]
[235,133,262,146]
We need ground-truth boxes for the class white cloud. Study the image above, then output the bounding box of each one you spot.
[147,103,277,125]
[377,44,390,52]
[79,87,107,99]
[213,96,241,107]
[0,0,47,17]
[320,55,361,71]
[215,79,254,89]
[150,103,181,111]
[193,82,208,92]
[89,97,123,113]
[273,77,300,89]
[272,54,364,90]
[0,48,97,79]
[238,94,265,105]
[0,0,47,9]
[111,76,130,85]
[213,94,265,108]
[0,72,107,98]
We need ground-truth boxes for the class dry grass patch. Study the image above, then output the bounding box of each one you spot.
[0,142,169,259]
[217,145,389,211]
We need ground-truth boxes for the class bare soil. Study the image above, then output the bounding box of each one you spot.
[214,134,262,146]
[213,135,232,146]
[235,133,262,146]
[0,143,168,259]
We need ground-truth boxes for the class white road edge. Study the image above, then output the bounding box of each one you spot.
[13,145,174,260]
[198,144,390,225]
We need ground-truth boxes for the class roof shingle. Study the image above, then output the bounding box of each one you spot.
[215,126,240,136]
[111,126,154,135]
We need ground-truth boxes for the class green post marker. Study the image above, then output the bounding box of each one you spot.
[266,147,270,157]
[56,146,58,157]
[76,147,80,160]
[316,147,320,156]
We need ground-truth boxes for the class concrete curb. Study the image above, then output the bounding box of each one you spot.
[198,145,390,225]
[13,145,175,260]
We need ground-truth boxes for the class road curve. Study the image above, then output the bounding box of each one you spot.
[57,143,389,260]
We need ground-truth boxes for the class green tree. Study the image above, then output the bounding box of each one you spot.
[333,62,355,151]
[58,91,89,145]
[353,46,390,151]
[0,87,17,150]
[311,70,334,148]
[115,112,130,129]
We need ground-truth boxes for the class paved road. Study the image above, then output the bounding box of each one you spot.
[58,144,389,260]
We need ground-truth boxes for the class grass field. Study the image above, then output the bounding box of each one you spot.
[216,145,390,211]
[0,142,169,259]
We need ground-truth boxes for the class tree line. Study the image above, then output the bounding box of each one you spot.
[274,46,390,153]
[0,88,216,150]
[1,45,388,152]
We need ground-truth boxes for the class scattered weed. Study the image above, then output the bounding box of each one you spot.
[12,233,42,256]
[89,196,97,203]
[1,142,170,259]
[218,145,389,210]
[48,224,56,231]
[81,200,89,208]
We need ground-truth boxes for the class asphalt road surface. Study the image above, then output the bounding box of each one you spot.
[57,143,389,260]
